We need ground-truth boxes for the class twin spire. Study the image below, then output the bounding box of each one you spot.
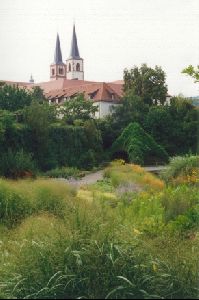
[54,24,80,64]
[51,24,84,81]
[54,34,63,64]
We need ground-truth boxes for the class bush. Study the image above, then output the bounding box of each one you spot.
[0,180,31,226]
[111,122,169,165]
[0,149,37,179]
[0,179,76,227]
[45,166,85,179]
[161,185,199,223]
[162,155,199,185]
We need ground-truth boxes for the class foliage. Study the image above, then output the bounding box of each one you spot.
[61,93,98,124]
[31,86,46,103]
[0,84,32,111]
[112,91,149,130]
[162,155,199,185]
[0,149,37,179]
[104,162,165,190]
[182,65,199,82]
[0,166,198,298]
[124,64,168,105]
[111,122,169,165]
[0,179,76,227]
[44,166,86,179]
[23,101,57,170]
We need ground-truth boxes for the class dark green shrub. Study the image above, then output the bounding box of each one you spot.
[111,122,169,165]
[0,149,37,179]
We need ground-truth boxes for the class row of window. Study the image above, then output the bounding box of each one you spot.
[51,63,81,76]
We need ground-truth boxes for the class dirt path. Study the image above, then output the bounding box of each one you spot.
[57,170,104,187]
[56,166,166,187]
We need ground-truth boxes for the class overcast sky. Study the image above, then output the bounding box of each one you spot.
[0,0,198,96]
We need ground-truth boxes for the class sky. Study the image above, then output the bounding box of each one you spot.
[0,0,198,96]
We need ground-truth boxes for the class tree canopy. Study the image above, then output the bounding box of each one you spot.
[124,64,168,105]
[61,93,98,125]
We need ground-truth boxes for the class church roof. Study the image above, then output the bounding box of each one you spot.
[45,81,123,103]
[68,24,81,59]
[54,34,64,64]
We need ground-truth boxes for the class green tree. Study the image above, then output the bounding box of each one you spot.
[182,65,199,82]
[112,91,148,130]
[124,64,168,105]
[144,106,174,152]
[24,101,56,170]
[61,93,98,124]
[0,84,32,111]
[31,86,46,103]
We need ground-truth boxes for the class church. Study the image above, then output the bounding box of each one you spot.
[0,24,171,117]
[26,24,123,118]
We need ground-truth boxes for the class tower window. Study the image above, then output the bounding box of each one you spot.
[69,63,71,72]
[59,67,63,75]
[52,69,55,76]
[76,63,80,71]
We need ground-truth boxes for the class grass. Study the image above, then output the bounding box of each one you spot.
[44,166,87,179]
[0,160,198,299]
[161,155,199,185]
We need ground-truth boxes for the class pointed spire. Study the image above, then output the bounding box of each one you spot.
[54,33,63,64]
[29,74,34,83]
[69,24,80,59]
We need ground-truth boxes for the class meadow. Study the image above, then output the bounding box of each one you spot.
[0,156,198,299]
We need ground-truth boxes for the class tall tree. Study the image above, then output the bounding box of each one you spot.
[0,84,32,111]
[124,64,168,105]
[61,93,98,125]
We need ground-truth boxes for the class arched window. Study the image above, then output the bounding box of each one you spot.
[69,63,71,72]
[76,63,80,71]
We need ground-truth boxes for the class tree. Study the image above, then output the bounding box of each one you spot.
[24,101,56,170]
[0,84,32,111]
[112,91,148,130]
[111,122,169,165]
[144,106,174,152]
[182,65,199,82]
[124,64,168,105]
[31,86,46,103]
[61,93,98,124]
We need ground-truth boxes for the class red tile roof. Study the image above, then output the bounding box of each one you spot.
[46,81,123,103]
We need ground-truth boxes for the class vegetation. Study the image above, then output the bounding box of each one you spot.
[161,155,199,185]
[123,64,168,105]
[0,160,198,299]
[44,166,86,179]
[111,122,169,165]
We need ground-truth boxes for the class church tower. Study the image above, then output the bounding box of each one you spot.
[66,24,84,80]
[50,34,66,80]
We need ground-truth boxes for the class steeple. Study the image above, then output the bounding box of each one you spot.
[66,24,84,80]
[54,33,63,64]
[69,24,80,59]
[50,34,66,80]
[29,74,34,83]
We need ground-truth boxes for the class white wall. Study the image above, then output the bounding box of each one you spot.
[93,101,119,118]
[66,58,84,80]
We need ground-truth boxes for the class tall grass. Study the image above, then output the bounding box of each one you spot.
[0,163,198,299]
[162,155,199,185]
[0,179,76,227]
